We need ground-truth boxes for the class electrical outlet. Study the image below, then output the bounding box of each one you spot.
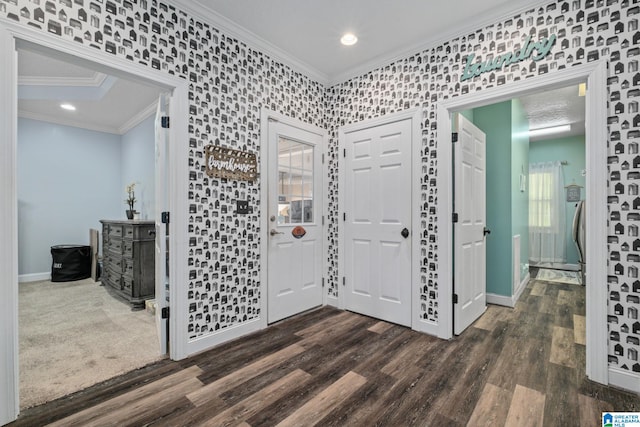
[236,200,249,214]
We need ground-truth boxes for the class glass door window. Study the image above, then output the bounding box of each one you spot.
[277,137,314,225]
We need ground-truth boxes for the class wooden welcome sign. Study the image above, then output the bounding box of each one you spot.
[205,145,257,182]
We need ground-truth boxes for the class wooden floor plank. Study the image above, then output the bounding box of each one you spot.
[187,344,305,406]
[367,320,393,334]
[549,326,577,368]
[275,371,366,427]
[530,282,546,296]
[465,383,512,427]
[578,393,613,427]
[47,365,204,427]
[200,369,311,427]
[504,384,546,427]
[573,314,586,345]
[10,281,640,427]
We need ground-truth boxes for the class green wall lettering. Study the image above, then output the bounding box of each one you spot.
[461,35,557,82]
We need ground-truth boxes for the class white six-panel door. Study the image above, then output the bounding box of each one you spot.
[453,114,487,335]
[343,118,412,326]
[267,120,323,323]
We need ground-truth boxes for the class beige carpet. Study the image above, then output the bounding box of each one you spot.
[19,278,163,409]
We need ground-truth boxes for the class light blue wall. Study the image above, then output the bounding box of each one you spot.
[529,135,586,265]
[18,117,156,276]
[471,100,530,297]
[511,99,530,284]
[473,101,513,297]
[18,118,122,276]
[121,114,156,220]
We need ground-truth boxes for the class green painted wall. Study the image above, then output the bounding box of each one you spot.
[473,101,513,297]
[511,99,530,285]
[470,100,530,298]
[529,135,586,265]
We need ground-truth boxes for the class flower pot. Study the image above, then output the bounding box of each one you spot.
[126,210,134,220]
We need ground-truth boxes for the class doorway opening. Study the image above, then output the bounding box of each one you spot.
[16,45,167,408]
[437,61,608,386]
[1,26,189,422]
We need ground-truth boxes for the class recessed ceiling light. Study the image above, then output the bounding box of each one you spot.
[340,33,358,46]
[60,103,76,111]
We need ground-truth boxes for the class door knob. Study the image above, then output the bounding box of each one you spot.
[401,228,410,238]
[483,227,491,236]
[270,229,284,236]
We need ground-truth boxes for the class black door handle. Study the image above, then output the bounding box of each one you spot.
[401,228,409,238]
[483,227,491,236]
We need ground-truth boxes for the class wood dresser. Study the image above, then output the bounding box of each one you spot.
[100,220,155,309]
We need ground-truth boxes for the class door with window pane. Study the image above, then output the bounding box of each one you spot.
[267,120,323,323]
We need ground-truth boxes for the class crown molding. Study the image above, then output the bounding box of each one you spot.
[18,72,107,87]
[118,100,157,134]
[328,0,551,85]
[171,0,329,86]
[18,109,120,135]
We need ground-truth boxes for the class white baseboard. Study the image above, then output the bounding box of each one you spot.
[514,272,530,304]
[18,272,50,283]
[608,367,640,393]
[486,293,515,307]
[487,272,531,308]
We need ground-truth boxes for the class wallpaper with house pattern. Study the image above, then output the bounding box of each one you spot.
[1,0,639,374]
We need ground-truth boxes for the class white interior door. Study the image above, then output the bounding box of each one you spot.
[154,94,169,354]
[453,114,487,335]
[343,118,412,326]
[267,120,323,323]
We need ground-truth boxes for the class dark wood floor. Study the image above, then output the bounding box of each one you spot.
[9,275,640,427]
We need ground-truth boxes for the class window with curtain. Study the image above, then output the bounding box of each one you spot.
[529,161,566,263]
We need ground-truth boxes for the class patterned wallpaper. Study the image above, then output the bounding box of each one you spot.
[326,0,640,373]
[2,0,639,374]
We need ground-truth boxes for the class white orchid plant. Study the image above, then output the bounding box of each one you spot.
[125,182,137,211]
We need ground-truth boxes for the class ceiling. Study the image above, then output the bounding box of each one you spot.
[519,85,586,141]
[17,0,584,139]
[18,49,162,135]
[180,0,546,84]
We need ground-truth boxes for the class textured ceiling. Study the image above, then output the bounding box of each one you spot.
[519,85,586,141]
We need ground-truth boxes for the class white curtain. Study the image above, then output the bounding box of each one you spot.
[529,161,566,263]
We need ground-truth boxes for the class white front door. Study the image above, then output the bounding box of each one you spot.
[154,94,169,354]
[453,114,487,335]
[343,118,413,326]
[267,120,323,323]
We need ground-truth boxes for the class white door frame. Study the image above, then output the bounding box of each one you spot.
[337,108,426,333]
[259,108,328,328]
[0,21,190,423]
[436,61,608,385]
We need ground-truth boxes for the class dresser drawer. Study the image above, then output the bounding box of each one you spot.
[124,224,155,240]
[106,237,124,255]
[108,224,123,238]
[122,275,133,293]
[123,240,133,258]
[103,267,122,290]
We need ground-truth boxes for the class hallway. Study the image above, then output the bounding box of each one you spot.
[9,274,640,426]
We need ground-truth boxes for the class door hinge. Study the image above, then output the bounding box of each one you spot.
[452,132,458,143]
[322,215,325,226]
[161,116,170,129]
[343,276,346,286]
[161,306,170,318]
[322,153,325,164]
[343,148,346,158]
[453,294,458,304]
[452,212,458,223]
[322,277,325,288]
[161,211,170,224]
[343,212,346,221]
